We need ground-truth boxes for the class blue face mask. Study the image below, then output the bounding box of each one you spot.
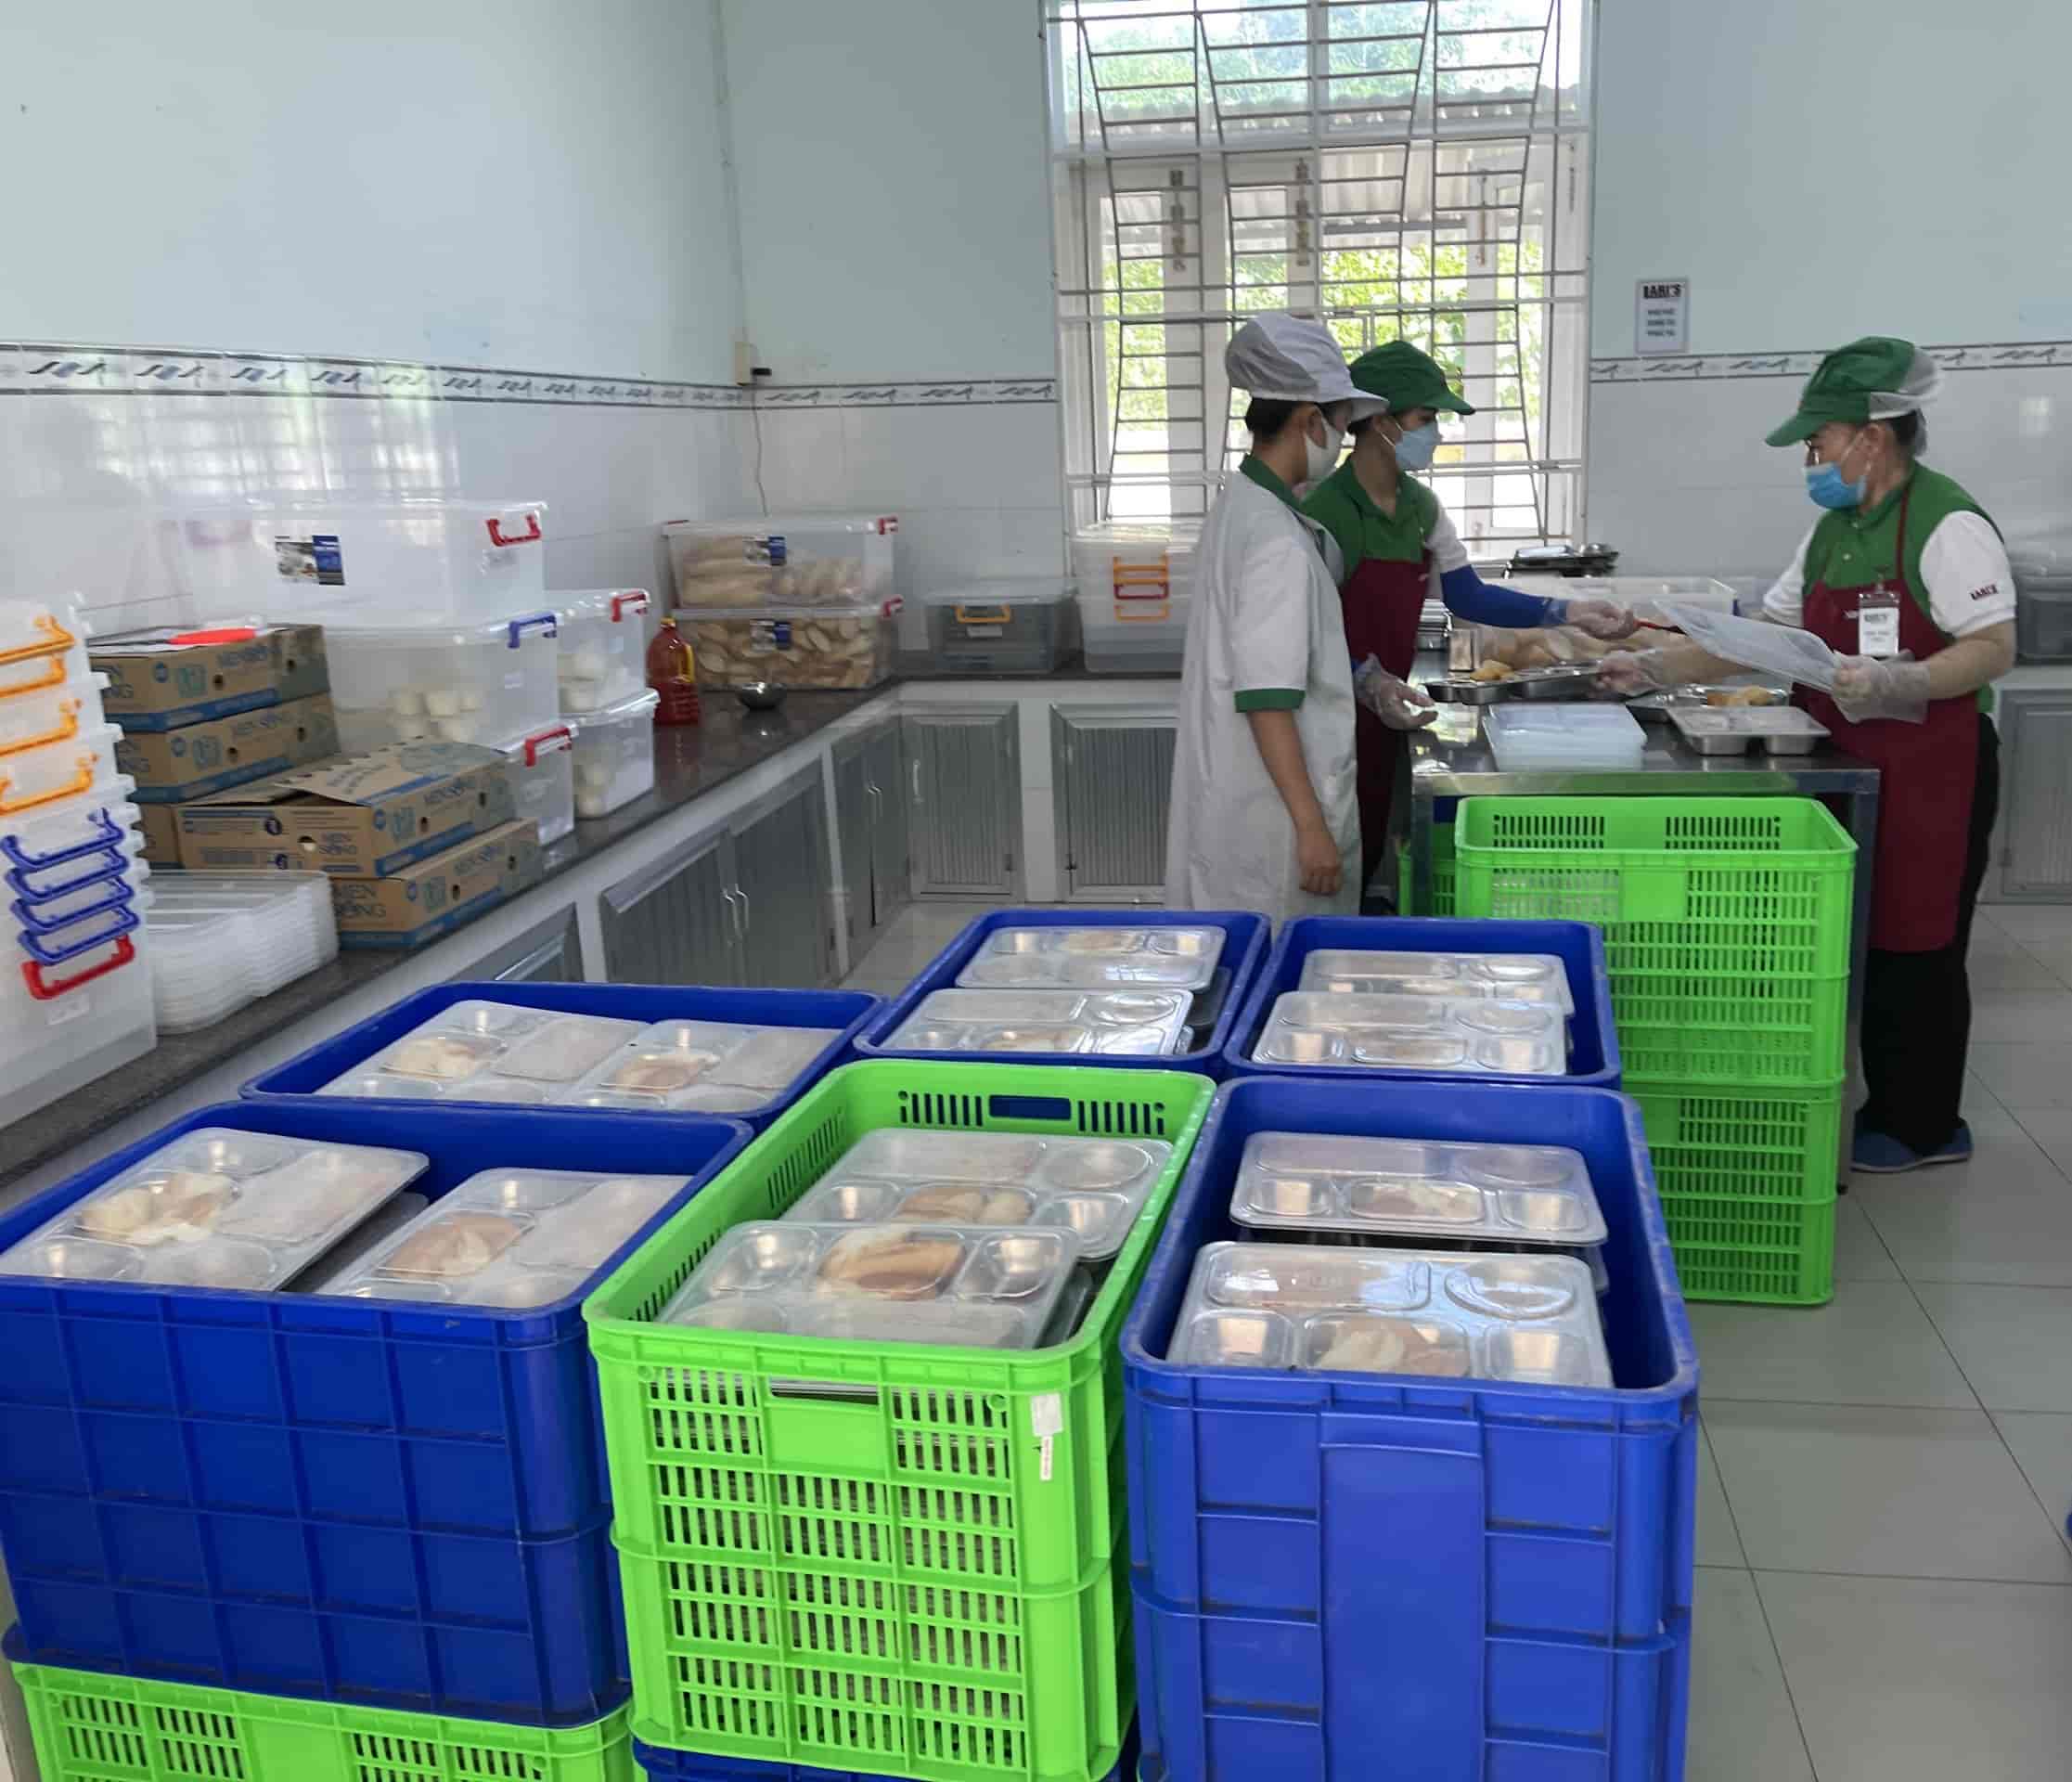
[1392,420,1439,471]
[1805,432,1870,510]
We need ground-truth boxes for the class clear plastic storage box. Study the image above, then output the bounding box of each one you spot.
[1229,1130,1605,1247]
[920,578,1075,674]
[2,722,123,819]
[554,588,651,712]
[0,1128,426,1290]
[1296,948,1574,1013]
[1482,703,1646,772]
[782,1127,1172,1264]
[0,601,94,702]
[569,690,657,819]
[313,1169,685,1308]
[678,600,898,690]
[1172,1241,1612,1386]
[661,1220,1082,1349]
[667,513,896,609]
[882,987,1191,1056]
[958,923,1224,992]
[499,723,575,845]
[147,872,338,1034]
[323,610,561,753]
[1072,521,1197,673]
[2011,544,2072,662]
[1254,990,1568,1076]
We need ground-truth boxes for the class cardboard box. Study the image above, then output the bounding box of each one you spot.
[135,806,182,868]
[175,742,515,876]
[332,820,543,949]
[118,694,339,804]
[92,624,329,730]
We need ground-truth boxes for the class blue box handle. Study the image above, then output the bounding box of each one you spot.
[11,864,134,934]
[6,842,128,904]
[506,612,559,649]
[0,806,123,872]
[16,900,139,965]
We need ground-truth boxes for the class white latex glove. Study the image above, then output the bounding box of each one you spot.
[1595,649,1676,695]
[1354,655,1438,730]
[1560,598,1640,641]
[1832,653,1930,725]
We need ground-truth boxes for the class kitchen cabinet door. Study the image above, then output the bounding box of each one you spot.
[864,720,910,930]
[1994,690,2072,901]
[1051,704,1177,902]
[598,826,740,985]
[832,735,875,959]
[906,708,1021,898]
[733,772,834,987]
[457,905,586,983]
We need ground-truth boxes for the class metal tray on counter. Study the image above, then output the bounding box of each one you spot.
[1511,663,1606,701]
[1629,683,1788,724]
[1669,705,1829,755]
[1425,676,1516,704]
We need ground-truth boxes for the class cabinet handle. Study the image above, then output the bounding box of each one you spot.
[910,759,921,804]
[736,885,753,935]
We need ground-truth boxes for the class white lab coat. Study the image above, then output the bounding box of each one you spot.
[1163,467,1360,921]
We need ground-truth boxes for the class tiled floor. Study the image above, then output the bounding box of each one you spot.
[843,900,2072,1781]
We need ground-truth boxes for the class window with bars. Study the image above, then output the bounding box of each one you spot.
[1046,0,1592,549]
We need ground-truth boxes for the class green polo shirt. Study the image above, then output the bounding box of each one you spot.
[1302,458,1438,581]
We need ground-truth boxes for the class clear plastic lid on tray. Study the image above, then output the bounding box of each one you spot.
[659,1221,1080,1349]
[0,1129,428,1291]
[1229,1130,1606,1246]
[1171,1242,1612,1387]
[784,1128,1172,1263]
[882,988,1190,1057]
[1253,991,1568,1077]
[1296,949,1575,1014]
[317,1002,647,1100]
[569,1019,842,1111]
[314,1169,685,1308]
[957,925,1225,992]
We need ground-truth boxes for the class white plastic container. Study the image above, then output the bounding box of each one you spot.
[667,513,897,609]
[2,788,142,904]
[919,580,1075,674]
[500,723,575,846]
[0,600,94,704]
[0,895,156,1131]
[570,691,657,820]
[148,873,339,1034]
[0,674,109,762]
[1072,521,1197,673]
[679,601,898,691]
[555,589,652,712]
[1481,704,1646,773]
[168,499,548,621]
[323,610,561,754]
[0,724,124,822]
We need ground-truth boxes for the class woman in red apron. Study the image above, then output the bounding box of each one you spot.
[1305,342,1636,891]
[1605,337,2018,1173]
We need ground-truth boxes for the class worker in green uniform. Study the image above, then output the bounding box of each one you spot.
[1305,342,1636,889]
[1603,337,2017,1174]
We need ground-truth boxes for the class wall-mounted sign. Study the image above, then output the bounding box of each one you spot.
[1636,278,1691,356]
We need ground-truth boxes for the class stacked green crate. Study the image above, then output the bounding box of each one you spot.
[1396,822,1457,916]
[585,1060,1216,1782]
[1454,795,1856,1304]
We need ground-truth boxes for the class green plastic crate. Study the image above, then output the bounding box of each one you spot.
[1396,823,1456,916]
[585,1060,1215,1782]
[1612,971,1849,1084]
[8,1653,634,1782]
[1630,1078,1845,1305]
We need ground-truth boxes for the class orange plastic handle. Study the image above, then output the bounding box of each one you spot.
[0,613,76,669]
[22,936,135,1001]
[0,757,95,816]
[0,699,80,761]
[952,605,1011,626]
[0,657,68,701]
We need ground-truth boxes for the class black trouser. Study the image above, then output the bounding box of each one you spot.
[1857,713,2001,1156]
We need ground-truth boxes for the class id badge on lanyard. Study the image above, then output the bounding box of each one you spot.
[1858,583,1902,659]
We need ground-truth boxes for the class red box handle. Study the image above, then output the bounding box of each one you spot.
[522,725,573,766]
[23,935,135,1001]
[486,511,543,549]
[610,590,651,622]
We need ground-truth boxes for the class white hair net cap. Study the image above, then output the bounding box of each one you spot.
[1226,314,1388,420]
[1866,347,1944,420]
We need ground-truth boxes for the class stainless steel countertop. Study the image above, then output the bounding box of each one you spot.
[1409,719,1882,795]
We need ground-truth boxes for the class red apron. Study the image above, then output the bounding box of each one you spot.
[1795,486,1978,952]
[1339,549,1432,888]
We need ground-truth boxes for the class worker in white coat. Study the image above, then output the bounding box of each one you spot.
[1165,313,1431,919]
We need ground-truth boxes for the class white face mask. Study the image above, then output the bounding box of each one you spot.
[1303,420,1344,485]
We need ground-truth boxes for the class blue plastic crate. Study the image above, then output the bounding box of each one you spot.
[244,983,880,1130]
[632,1724,1139,1782]
[1221,915,1622,1089]
[0,1100,748,1711]
[6,1514,627,1725]
[856,909,1268,1077]
[1122,1076,1698,1782]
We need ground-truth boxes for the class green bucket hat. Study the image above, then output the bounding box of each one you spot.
[1349,342,1476,418]
[1764,335,1935,446]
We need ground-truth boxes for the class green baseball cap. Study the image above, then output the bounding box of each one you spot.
[1349,342,1475,417]
[1764,335,1924,446]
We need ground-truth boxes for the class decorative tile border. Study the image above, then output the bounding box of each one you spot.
[1591,341,2072,385]
[0,342,1056,410]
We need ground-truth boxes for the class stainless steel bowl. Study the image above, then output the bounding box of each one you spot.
[734,681,788,713]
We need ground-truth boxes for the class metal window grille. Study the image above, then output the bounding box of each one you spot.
[1046,0,1592,547]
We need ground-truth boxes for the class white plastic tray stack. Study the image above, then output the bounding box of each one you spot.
[1481,704,1646,772]
[146,873,339,1034]
[1,598,158,1129]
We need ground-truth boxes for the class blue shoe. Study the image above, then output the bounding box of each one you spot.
[1852,1122,1974,1174]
